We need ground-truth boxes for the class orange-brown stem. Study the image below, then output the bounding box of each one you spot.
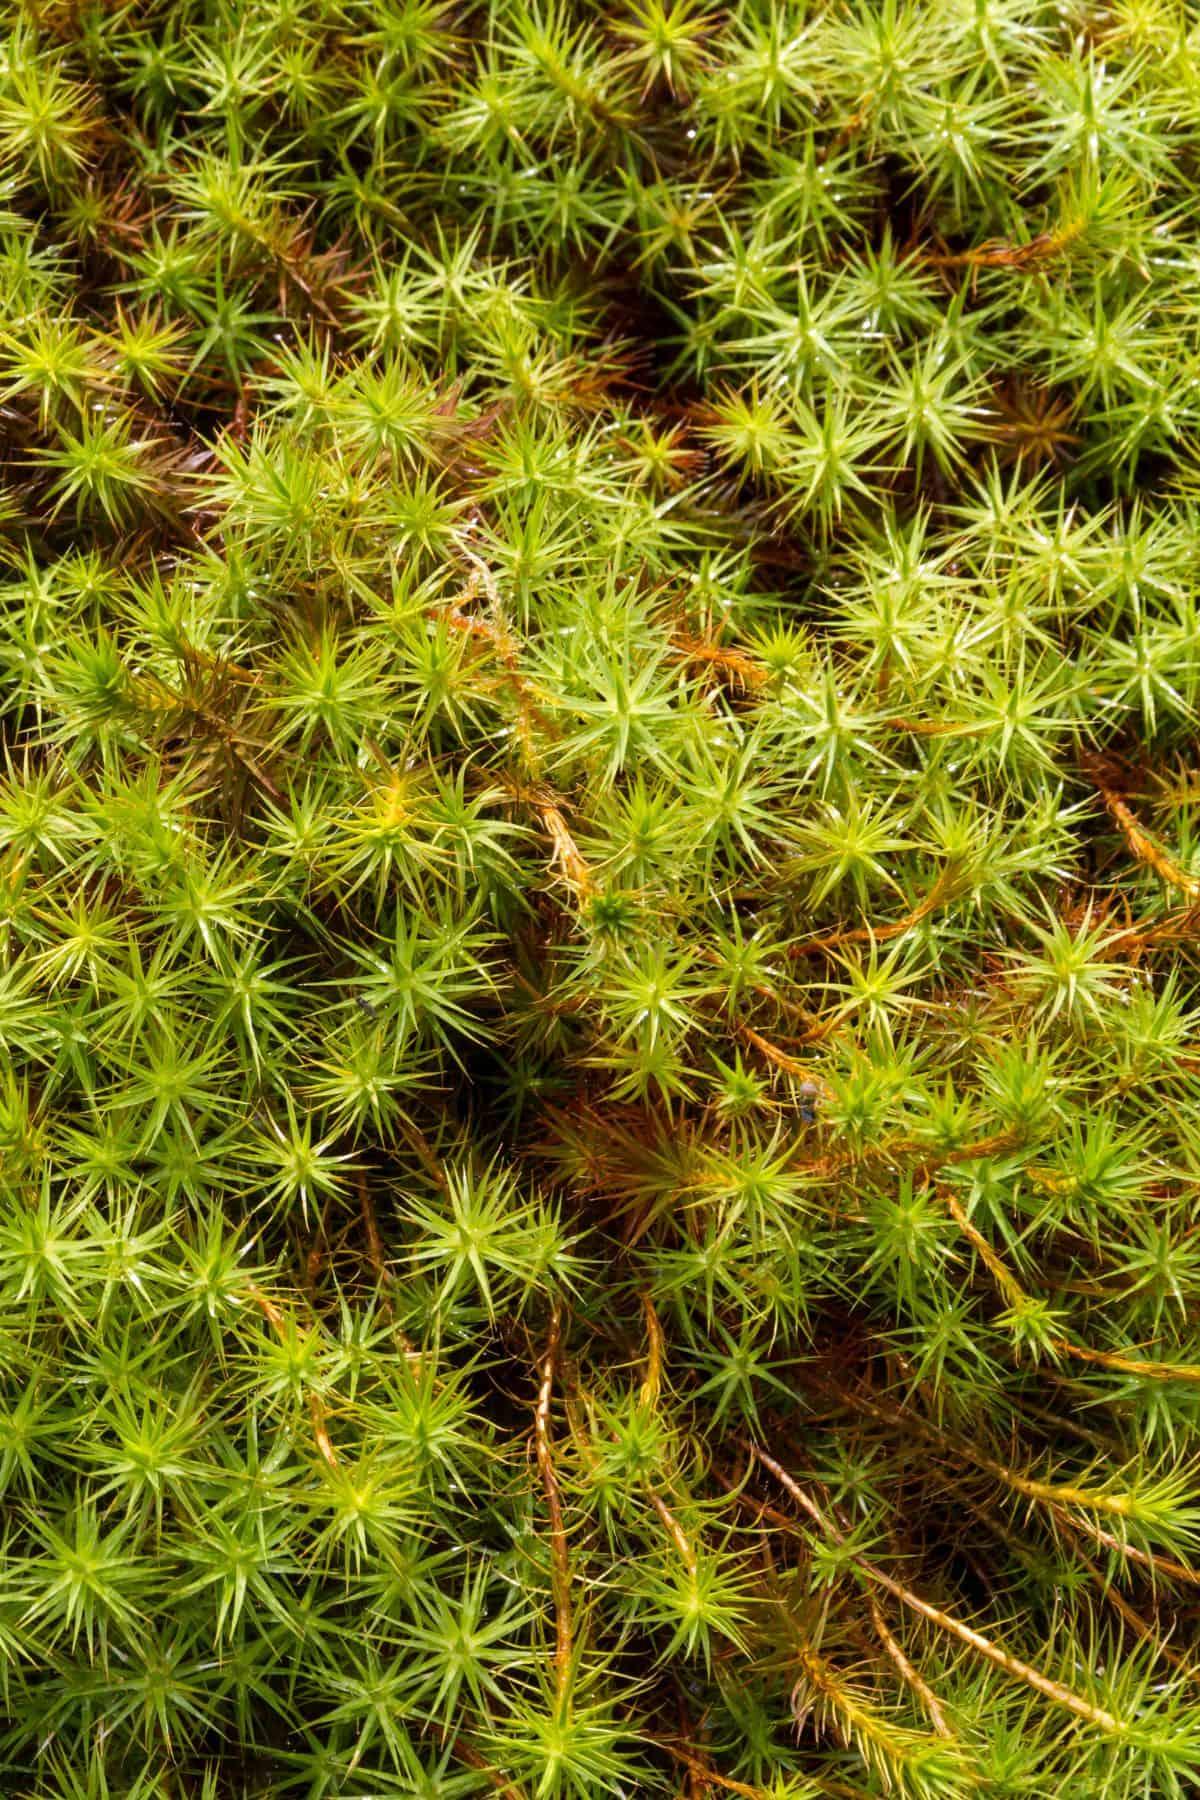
[750,1444,1124,1734]
[640,1292,665,1407]
[925,217,1087,271]
[938,1185,1200,1386]
[535,1303,574,1699]
[868,1594,954,1738]
[790,870,958,958]
[1094,775,1200,900]
[309,1393,339,1473]
[649,1488,698,1576]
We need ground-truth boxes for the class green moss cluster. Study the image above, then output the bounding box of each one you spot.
[4,0,1200,1793]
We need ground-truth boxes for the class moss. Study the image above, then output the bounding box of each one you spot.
[2,0,1200,1794]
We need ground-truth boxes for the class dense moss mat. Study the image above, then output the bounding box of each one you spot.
[8,0,1200,1793]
